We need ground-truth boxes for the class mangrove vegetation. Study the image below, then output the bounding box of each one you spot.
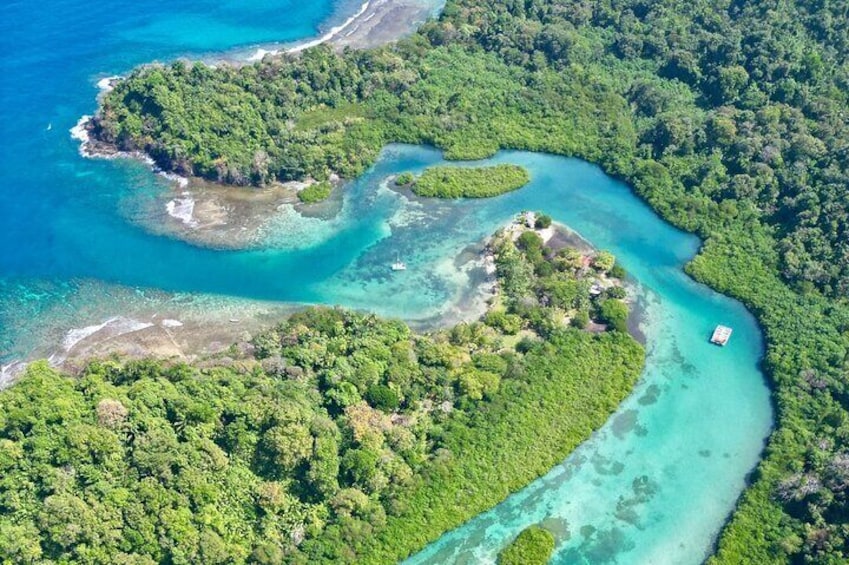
[88,0,849,561]
[407,164,530,199]
[498,525,556,565]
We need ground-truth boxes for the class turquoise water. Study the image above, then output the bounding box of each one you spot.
[0,2,772,563]
[0,0,368,359]
[392,150,773,563]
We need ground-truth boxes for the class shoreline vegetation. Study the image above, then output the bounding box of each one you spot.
[399,164,530,199]
[70,0,442,245]
[498,525,556,565]
[0,222,643,563]
[77,0,849,561]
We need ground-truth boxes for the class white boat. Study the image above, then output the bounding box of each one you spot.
[391,254,407,271]
[710,325,733,346]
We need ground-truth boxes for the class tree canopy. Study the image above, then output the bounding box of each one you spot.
[0,229,642,564]
[498,525,555,565]
[410,164,530,198]
[89,0,849,561]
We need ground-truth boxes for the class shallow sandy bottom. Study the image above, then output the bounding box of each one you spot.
[331,0,443,50]
[138,178,323,249]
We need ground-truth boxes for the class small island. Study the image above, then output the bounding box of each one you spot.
[297,180,333,203]
[498,525,556,565]
[399,164,530,199]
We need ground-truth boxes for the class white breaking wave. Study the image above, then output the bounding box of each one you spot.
[0,361,28,389]
[62,317,118,352]
[166,192,199,227]
[69,115,91,144]
[159,170,189,189]
[57,316,155,363]
[96,75,122,92]
[248,48,276,61]
[247,1,371,60]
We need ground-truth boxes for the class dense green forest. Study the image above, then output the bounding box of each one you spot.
[90,0,849,562]
[0,230,642,563]
[404,164,530,198]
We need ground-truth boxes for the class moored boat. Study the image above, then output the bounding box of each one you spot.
[710,325,733,346]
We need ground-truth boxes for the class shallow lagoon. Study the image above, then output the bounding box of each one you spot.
[3,142,773,563]
[0,2,772,562]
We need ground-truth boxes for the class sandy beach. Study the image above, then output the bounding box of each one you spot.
[248,0,443,59]
[325,0,442,50]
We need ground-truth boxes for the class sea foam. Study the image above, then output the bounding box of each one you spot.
[166,192,199,227]
[247,1,371,60]
[69,115,91,144]
[0,361,28,389]
[96,75,122,93]
[56,316,155,363]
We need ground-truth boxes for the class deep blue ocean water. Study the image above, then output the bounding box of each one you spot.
[0,2,772,563]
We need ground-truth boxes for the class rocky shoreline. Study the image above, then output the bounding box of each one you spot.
[133,177,339,250]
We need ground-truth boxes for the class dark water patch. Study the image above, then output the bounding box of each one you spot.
[626,290,648,345]
[546,225,594,254]
[681,359,698,377]
[611,476,660,529]
[541,516,571,542]
[592,454,626,476]
[638,384,661,405]
[507,488,549,515]
[565,526,636,564]
[632,475,658,499]
[699,449,712,458]
[559,453,588,476]
[456,524,489,553]
[454,241,486,267]
[455,554,478,565]
[612,409,639,439]
[614,502,641,527]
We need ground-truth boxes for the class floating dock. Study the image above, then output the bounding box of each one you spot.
[710,325,733,346]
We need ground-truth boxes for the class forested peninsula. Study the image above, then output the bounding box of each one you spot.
[0,225,642,563]
[76,0,849,562]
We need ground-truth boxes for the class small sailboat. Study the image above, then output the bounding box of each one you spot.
[391,255,407,271]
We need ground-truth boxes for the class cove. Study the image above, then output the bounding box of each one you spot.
[3,142,772,563]
[324,146,773,564]
[0,2,772,560]
[381,144,774,565]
